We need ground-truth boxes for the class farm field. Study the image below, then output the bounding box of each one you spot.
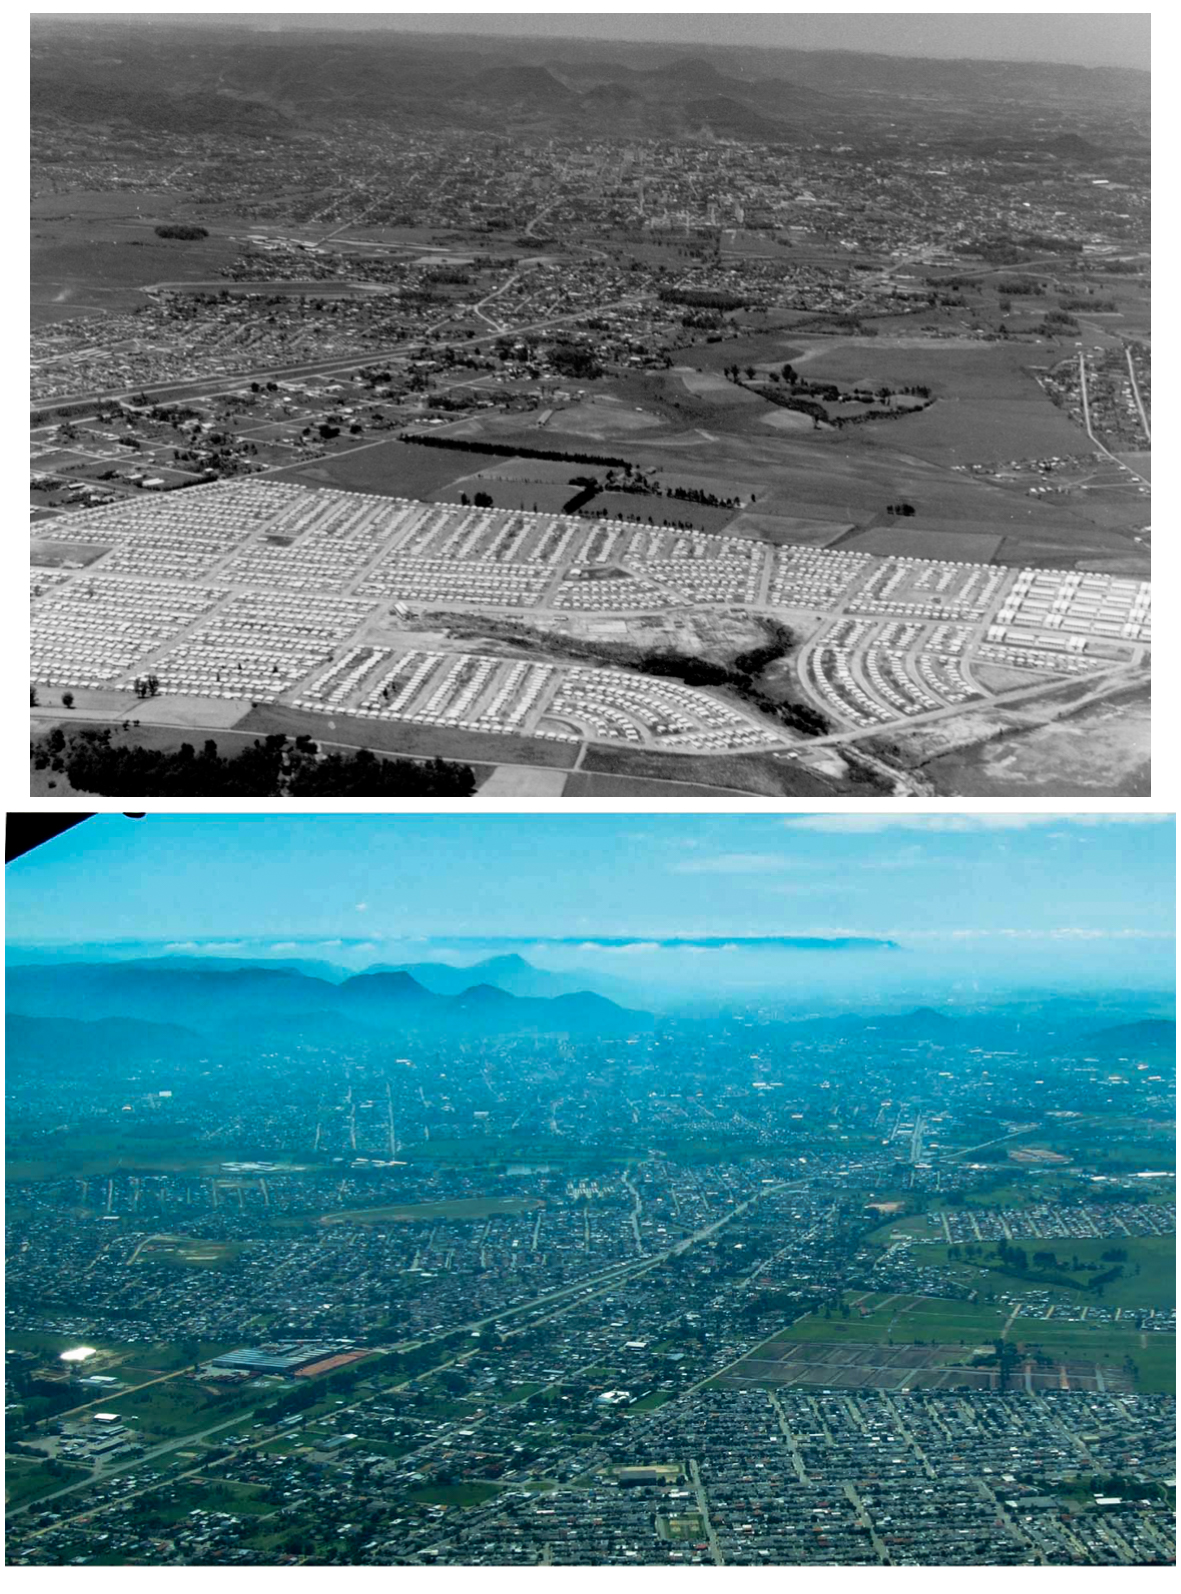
[717,1292,1173,1393]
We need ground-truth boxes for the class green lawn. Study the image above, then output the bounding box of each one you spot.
[627,1391,674,1413]
[408,1481,502,1508]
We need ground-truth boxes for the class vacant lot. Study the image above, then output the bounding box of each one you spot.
[922,684,1150,797]
[580,742,863,797]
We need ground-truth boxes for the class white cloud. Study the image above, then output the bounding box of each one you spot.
[785,814,1168,834]
[895,927,1173,941]
[162,940,246,955]
[573,940,663,956]
[355,902,368,913]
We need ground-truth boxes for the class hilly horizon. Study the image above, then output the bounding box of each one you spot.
[4,958,654,1045]
[29,23,1148,146]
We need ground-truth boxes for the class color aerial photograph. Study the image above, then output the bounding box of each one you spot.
[29,11,1150,798]
[4,811,1175,1567]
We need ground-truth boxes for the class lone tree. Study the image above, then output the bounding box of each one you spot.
[61,691,74,709]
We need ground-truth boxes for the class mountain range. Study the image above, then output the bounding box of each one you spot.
[4,959,653,1051]
[30,21,1148,146]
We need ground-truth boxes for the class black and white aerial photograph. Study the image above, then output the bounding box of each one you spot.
[29,10,1151,799]
[3,810,1176,1567]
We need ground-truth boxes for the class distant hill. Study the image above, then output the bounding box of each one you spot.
[373,953,595,1001]
[5,1011,205,1069]
[5,960,652,1042]
[1084,1018,1175,1055]
[29,20,1148,142]
[868,1006,957,1038]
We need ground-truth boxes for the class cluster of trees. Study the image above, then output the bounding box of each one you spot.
[548,342,602,380]
[957,232,1084,265]
[724,362,932,430]
[31,729,476,797]
[562,477,599,514]
[665,483,742,509]
[679,309,725,330]
[154,223,208,240]
[995,276,1047,296]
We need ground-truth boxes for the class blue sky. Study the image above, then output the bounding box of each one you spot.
[5,814,1174,993]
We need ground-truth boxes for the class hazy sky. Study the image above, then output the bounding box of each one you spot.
[368,11,1151,70]
[6,815,1174,988]
[62,10,1151,71]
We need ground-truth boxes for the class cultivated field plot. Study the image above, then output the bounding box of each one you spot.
[29,480,1152,748]
[713,1337,1132,1394]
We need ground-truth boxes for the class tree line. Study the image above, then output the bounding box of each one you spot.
[398,433,633,470]
[32,729,476,797]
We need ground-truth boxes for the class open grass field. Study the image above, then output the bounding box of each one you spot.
[5,1459,91,1509]
[562,770,750,797]
[408,1481,502,1508]
[7,1329,142,1363]
[136,1238,246,1270]
[6,1131,245,1182]
[321,1196,540,1225]
[896,1235,1175,1312]
[32,192,244,324]
[239,701,573,772]
[269,437,474,500]
[842,526,1004,562]
[104,1377,257,1443]
[578,743,856,798]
